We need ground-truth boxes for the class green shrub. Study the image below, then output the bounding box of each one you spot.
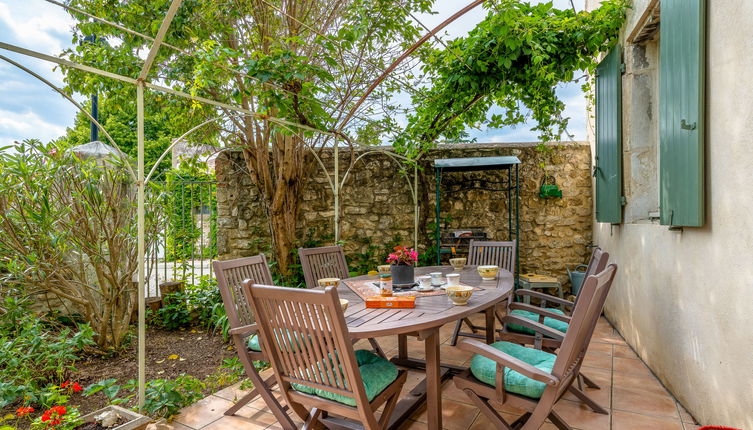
[150,276,228,337]
[0,297,94,407]
[84,375,205,418]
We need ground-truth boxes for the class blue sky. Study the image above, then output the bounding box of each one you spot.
[0,0,586,148]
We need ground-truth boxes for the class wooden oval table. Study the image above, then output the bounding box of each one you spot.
[338,265,513,430]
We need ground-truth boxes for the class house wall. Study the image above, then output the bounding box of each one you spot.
[587,1,753,427]
[215,142,593,286]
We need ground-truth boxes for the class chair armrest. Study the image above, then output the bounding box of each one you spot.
[229,323,258,336]
[502,315,565,341]
[515,289,574,308]
[508,303,572,323]
[457,339,559,386]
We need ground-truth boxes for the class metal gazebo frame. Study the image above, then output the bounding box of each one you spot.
[0,0,493,409]
[433,156,521,279]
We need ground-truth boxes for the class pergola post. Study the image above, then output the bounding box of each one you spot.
[136,81,146,410]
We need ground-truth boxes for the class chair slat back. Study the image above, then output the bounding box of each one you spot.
[243,283,367,406]
[572,248,609,308]
[467,240,516,273]
[213,255,274,328]
[298,246,350,289]
[552,264,617,392]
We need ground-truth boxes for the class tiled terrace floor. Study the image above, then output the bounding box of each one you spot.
[170,316,699,430]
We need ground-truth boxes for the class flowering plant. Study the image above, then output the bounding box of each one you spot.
[30,405,81,430]
[386,246,419,266]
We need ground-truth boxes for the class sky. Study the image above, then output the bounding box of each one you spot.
[0,0,586,148]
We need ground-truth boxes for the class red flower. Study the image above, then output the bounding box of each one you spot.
[71,382,83,392]
[60,381,71,389]
[16,406,34,417]
[41,406,67,426]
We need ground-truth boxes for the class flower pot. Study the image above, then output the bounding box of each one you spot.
[77,405,150,430]
[391,264,415,286]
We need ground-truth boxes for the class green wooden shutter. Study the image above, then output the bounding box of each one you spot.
[659,0,706,227]
[595,45,623,224]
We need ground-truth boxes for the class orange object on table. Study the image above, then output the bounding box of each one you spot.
[365,296,416,309]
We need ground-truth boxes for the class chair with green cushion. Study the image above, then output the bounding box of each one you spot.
[213,255,295,429]
[243,281,407,430]
[454,264,618,430]
[498,248,610,414]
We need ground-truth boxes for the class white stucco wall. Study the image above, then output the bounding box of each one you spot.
[586,1,753,427]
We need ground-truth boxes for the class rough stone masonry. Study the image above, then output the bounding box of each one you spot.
[215,142,593,292]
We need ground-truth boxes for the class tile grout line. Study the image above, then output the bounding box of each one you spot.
[609,338,615,430]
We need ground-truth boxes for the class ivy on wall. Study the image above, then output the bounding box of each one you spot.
[165,166,217,262]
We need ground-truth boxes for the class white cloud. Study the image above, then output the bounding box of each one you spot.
[0,1,74,53]
[0,108,66,147]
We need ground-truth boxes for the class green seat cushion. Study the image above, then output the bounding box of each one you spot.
[469,341,556,399]
[507,309,569,335]
[247,334,262,352]
[292,349,398,406]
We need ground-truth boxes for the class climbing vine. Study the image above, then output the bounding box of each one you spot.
[395,0,629,157]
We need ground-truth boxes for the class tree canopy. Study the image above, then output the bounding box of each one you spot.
[395,0,629,157]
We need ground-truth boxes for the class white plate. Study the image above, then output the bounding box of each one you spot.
[415,286,434,292]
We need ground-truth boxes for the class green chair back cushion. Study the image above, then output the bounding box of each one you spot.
[247,334,262,352]
[469,341,556,399]
[292,349,398,406]
[507,309,569,335]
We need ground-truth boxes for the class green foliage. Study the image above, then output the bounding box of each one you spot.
[84,375,205,418]
[0,297,94,408]
[395,0,630,156]
[0,139,162,350]
[150,276,227,336]
[163,165,217,262]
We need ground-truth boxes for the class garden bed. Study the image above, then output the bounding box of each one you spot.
[2,328,238,429]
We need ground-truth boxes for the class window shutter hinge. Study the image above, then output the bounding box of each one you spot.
[620,63,626,74]
[621,196,627,206]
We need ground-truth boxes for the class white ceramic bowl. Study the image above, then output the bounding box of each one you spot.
[446,285,474,305]
[477,265,499,281]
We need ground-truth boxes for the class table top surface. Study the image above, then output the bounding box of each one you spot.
[338,265,513,338]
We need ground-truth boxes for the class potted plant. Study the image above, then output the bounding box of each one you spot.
[387,246,419,286]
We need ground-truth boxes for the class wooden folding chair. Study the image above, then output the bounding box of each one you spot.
[498,248,610,413]
[212,256,295,429]
[298,245,386,357]
[453,264,618,430]
[242,282,407,430]
[450,239,517,346]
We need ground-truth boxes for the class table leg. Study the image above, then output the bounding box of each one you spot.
[425,328,441,430]
[398,334,408,360]
[485,307,496,344]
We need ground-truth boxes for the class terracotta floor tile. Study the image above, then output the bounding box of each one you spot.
[552,399,611,430]
[246,391,286,411]
[612,386,679,419]
[201,409,276,430]
[212,382,252,403]
[174,395,233,429]
[682,424,701,430]
[441,379,475,405]
[396,419,428,429]
[148,421,193,430]
[582,350,613,370]
[613,344,639,359]
[587,341,614,356]
[613,357,653,379]
[612,410,684,430]
[439,344,475,365]
[410,399,480,430]
[612,371,668,396]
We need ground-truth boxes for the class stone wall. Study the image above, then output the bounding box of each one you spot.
[215,142,593,290]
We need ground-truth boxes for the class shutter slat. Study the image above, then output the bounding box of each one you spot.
[659,0,706,227]
[595,45,623,224]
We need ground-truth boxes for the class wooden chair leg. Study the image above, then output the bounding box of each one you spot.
[567,385,609,414]
[302,407,322,430]
[378,390,400,429]
[368,338,387,358]
[239,364,296,429]
[580,372,601,389]
[547,410,572,430]
[462,388,514,430]
[450,319,464,346]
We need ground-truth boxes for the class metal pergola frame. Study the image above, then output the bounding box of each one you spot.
[0,0,491,409]
[433,156,521,279]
